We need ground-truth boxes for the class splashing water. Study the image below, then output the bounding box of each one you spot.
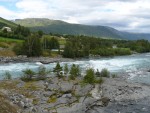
[0,53,150,84]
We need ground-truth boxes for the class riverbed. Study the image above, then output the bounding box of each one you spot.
[0,53,150,84]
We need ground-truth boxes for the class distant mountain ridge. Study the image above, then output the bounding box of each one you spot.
[14,18,150,40]
[0,17,149,40]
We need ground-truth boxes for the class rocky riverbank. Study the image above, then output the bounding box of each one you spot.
[0,76,150,113]
[0,56,74,64]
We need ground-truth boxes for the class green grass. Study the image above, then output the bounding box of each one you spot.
[0,17,17,28]
[58,38,66,45]
[0,36,23,43]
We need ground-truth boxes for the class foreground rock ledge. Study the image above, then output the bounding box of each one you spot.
[0,77,150,113]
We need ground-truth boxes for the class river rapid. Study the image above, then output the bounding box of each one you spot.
[0,53,150,84]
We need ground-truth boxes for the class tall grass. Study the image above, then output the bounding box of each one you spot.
[0,50,16,57]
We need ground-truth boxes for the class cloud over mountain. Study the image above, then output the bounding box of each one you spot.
[1,0,150,33]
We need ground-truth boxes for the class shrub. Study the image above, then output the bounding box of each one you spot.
[53,62,63,77]
[3,71,12,80]
[13,43,23,55]
[64,64,69,75]
[69,64,80,80]
[95,69,101,77]
[83,68,95,84]
[37,66,47,80]
[112,74,117,78]
[95,77,104,84]
[21,69,35,81]
[101,68,110,78]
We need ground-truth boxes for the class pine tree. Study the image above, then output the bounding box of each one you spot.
[53,62,62,77]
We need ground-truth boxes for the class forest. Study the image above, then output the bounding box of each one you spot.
[1,25,150,58]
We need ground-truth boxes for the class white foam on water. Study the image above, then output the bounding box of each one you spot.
[0,53,150,84]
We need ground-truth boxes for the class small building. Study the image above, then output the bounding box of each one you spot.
[2,27,12,32]
[112,45,117,49]
[51,49,64,52]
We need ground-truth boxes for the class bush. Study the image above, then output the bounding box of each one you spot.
[13,43,24,55]
[95,77,104,84]
[112,74,117,78]
[3,71,12,80]
[95,69,101,77]
[101,68,110,78]
[69,64,80,80]
[83,68,95,84]
[64,64,69,75]
[53,62,63,77]
[21,69,35,81]
[37,66,47,80]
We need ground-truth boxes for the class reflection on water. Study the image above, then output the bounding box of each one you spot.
[0,53,150,84]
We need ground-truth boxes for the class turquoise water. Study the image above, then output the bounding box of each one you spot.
[0,53,150,84]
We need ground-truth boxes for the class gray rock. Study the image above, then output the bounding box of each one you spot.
[43,91,55,97]
[60,81,73,93]
[57,103,85,113]
[55,97,69,106]
[75,84,94,96]
[17,81,25,88]
[83,97,98,106]
[62,93,72,98]
[47,83,60,91]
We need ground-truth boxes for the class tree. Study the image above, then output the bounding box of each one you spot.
[49,37,59,49]
[64,64,69,75]
[23,33,42,57]
[53,62,62,77]
[84,68,95,84]
[14,25,30,37]
[21,69,35,81]
[63,41,74,58]
[69,64,80,80]
[13,43,24,55]
[37,30,43,38]
[3,28,7,33]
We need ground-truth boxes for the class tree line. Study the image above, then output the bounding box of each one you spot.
[62,35,150,58]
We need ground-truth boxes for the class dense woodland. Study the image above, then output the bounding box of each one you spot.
[1,25,150,58]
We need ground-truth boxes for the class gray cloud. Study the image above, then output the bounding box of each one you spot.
[1,0,150,33]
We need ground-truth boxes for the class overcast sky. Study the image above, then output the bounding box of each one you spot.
[0,0,150,33]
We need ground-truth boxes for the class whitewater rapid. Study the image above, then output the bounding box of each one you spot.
[0,53,150,84]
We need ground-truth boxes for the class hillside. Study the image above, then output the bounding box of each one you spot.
[14,18,122,39]
[0,17,17,28]
[14,18,150,40]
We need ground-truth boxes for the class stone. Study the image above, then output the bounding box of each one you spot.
[43,91,55,97]
[101,97,110,106]
[56,103,85,113]
[75,84,94,96]
[60,81,73,93]
[62,93,72,98]
[47,83,60,91]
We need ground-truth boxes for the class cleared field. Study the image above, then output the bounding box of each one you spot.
[0,37,23,43]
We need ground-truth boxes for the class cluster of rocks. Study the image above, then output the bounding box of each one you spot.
[1,77,150,113]
[9,93,33,109]
[4,77,109,113]
[0,56,73,64]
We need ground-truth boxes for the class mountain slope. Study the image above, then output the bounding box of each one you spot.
[14,18,150,40]
[0,17,17,28]
[14,18,123,39]
[14,18,67,27]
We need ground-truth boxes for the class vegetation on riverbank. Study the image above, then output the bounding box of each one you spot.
[1,23,150,58]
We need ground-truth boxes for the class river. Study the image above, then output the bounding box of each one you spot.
[0,53,150,84]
